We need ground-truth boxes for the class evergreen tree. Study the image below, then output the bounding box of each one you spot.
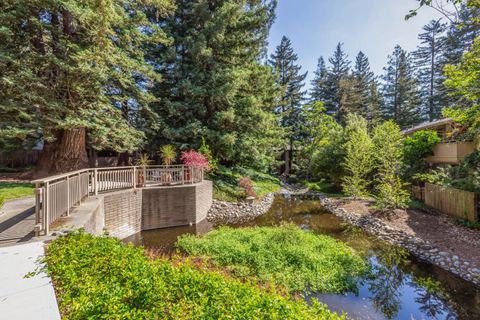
[325,43,351,121]
[0,0,173,175]
[352,51,383,123]
[269,36,307,175]
[149,0,280,170]
[381,45,422,128]
[413,19,447,121]
[310,57,328,103]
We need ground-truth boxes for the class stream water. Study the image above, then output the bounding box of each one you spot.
[125,196,480,320]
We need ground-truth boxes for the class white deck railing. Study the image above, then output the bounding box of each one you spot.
[32,165,204,236]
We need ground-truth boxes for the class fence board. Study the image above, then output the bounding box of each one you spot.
[424,183,477,222]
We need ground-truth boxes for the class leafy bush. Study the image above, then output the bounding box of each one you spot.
[403,130,441,182]
[158,144,176,165]
[372,121,410,209]
[180,150,210,171]
[199,137,218,172]
[177,225,367,294]
[0,195,4,210]
[342,114,374,197]
[238,176,256,198]
[45,232,343,320]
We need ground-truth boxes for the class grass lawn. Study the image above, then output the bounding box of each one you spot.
[177,225,367,294]
[302,179,345,198]
[45,231,344,319]
[0,182,34,202]
[208,166,281,202]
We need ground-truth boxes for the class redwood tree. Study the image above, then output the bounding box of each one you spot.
[0,0,173,176]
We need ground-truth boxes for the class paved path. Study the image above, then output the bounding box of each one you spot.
[0,242,61,319]
[0,197,37,247]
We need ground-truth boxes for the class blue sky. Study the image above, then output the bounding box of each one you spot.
[268,0,447,87]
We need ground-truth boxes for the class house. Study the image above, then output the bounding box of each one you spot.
[403,118,476,165]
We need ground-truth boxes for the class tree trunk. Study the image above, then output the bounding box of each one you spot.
[34,128,89,177]
[117,152,130,166]
[283,146,290,176]
[54,128,89,173]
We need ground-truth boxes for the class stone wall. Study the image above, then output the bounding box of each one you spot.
[104,189,143,239]
[100,181,212,238]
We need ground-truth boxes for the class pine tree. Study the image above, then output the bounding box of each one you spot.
[310,57,328,103]
[413,19,447,121]
[381,45,422,128]
[269,36,307,175]
[149,0,280,170]
[352,51,383,123]
[0,0,173,175]
[325,43,351,121]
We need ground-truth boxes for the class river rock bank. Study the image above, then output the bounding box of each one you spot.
[320,197,480,287]
[207,193,275,224]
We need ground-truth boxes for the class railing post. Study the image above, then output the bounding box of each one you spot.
[44,182,50,235]
[133,167,136,189]
[190,166,193,184]
[34,184,42,236]
[66,176,70,216]
[143,166,146,187]
[77,173,81,203]
[181,165,185,185]
[94,169,98,195]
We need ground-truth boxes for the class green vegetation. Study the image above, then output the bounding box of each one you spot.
[45,232,344,320]
[176,225,367,294]
[0,182,34,201]
[455,219,480,230]
[342,114,374,197]
[209,166,281,202]
[302,180,345,198]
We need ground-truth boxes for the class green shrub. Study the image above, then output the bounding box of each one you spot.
[0,195,4,209]
[45,231,344,319]
[177,225,367,294]
[342,114,374,197]
[403,130,441,182]
[372,121,410,209]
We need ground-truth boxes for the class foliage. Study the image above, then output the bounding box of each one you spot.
[209,166,280,202]
[413,19,448,121]
[381,45,422,128]
[135,154,153,167]
[302,102,346,187]
[158,145,176,166]
[0,195,4,210]
[198,138,218,172]
[372,121,410,209]
[302,180,345,197]
[176,225,367,294]
[0,0,174,172]
[180,150,210,171]
[149,0,281,170]
[455,218,480,230]
[444,36,480,140]
[403,130,442,182]
[238,177,257,198]
[269,36,308,174]
[45,231,344,320]
[0,182,34,201]
[342,114,374,197]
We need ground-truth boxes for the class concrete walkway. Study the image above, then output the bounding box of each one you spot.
[0,197,37,247]
[0,241,61,319]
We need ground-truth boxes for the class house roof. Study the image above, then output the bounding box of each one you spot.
[402,118,454,135]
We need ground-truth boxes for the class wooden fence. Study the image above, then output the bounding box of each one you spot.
[33,165,204,235]
[412,183,478,222]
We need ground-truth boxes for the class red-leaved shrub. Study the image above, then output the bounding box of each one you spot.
[238,177,256,198]
[180,150,210,171]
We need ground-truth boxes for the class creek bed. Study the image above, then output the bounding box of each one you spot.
[125,196,480,320]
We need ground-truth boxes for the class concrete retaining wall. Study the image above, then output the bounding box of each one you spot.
[104,189,143,239]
